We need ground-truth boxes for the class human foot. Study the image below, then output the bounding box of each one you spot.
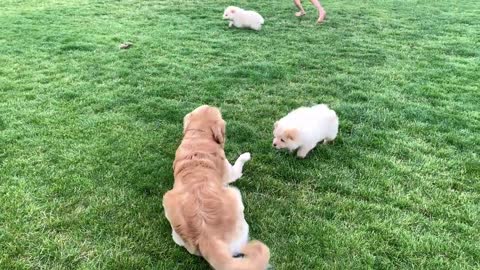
[317,9,326,23]
[295,11,306,17]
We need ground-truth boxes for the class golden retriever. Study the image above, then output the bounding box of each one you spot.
[163,105,270,270]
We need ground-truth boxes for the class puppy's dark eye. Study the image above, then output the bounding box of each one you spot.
[280,139,285,142]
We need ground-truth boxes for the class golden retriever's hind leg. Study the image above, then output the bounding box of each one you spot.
[164,191,190,250]
[226,152,251,183]
[172,229,185,246]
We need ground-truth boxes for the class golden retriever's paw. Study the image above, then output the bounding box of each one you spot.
[238,152,251,162]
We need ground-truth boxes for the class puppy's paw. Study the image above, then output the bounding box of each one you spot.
[238,152,251,162]
[296,152,307,159]
[296,148,309,158]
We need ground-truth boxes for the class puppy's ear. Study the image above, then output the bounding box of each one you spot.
[211,120,226,145]
[285,128,298,141]
[274,121,279,129]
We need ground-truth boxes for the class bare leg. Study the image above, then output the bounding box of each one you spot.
[309,0,326,23]
[226,152,251,183]
[294,0,306,17]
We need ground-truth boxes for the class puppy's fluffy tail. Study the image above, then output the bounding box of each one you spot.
[327,108,338,123]
[325,108,339,139]
[199,237,270,270]
[314,104,338,121]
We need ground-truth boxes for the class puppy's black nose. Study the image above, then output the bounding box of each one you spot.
[273,143,277,147]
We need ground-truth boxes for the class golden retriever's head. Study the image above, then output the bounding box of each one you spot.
[183,105,226,144]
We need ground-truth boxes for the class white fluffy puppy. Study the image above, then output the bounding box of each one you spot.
[223,6,264,31]
[273,104,339,158]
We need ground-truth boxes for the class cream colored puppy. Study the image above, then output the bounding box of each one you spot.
[163,105,270,270]
[223,6,264,31]
[273,104,339,158]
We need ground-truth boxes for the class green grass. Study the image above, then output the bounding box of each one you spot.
[1,0,479,269]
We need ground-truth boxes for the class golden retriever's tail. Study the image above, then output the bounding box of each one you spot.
[199,237,270,270]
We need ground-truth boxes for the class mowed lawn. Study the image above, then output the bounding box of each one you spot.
[1,0,479,269]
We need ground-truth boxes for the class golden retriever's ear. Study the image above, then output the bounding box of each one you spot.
[285,128,298,141]
[211,120,226,144]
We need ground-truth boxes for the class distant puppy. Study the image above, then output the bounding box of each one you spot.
[273,104,339,158]
[223,6,264,31]
[163,105,270,270]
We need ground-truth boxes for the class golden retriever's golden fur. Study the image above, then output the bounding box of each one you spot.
[163,105,270,270]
